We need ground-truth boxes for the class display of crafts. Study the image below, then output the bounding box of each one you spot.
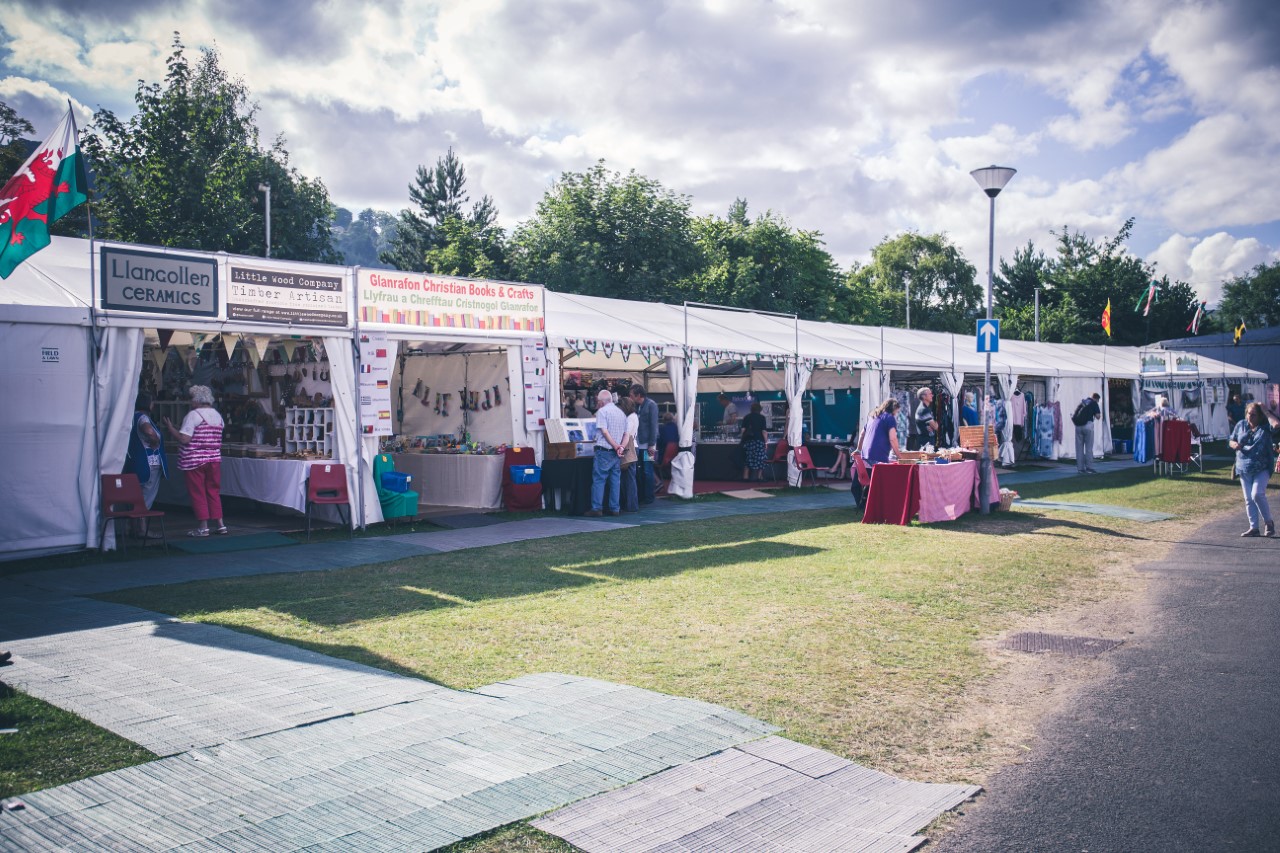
[380,435,499,455]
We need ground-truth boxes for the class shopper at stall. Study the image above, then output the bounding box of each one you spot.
[1230,402,1275,537]
[1146,395,1177,419]
[164,385,227,537]
[655,411,679,490]
[630,385,659,504]
[861,399,902,467]
[125,393,167,539]
[618,397,640,512]
[1227,394,1245,430]
[911,388,938,450]
[1073,392,1102,474]
[960,392,980,427]
[585,389,626,517]
[739,401,768,482]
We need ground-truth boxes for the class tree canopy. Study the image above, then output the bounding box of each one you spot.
[992,220,1200,345]
[682,200,844,321]
[1215,262,1280,331]
[380,147,499,273]
[844,232,981,332]
[509,161,702,302]
[82,36,338,262]
[332,207,398,268]
[0,100,35,180]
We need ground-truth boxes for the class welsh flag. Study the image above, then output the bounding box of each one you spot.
[0,108,88,279]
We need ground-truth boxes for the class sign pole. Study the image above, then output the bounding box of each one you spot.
[979,194,995,515]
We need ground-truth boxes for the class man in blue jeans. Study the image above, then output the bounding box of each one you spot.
[630,385,659,504]
[586,389,627,517]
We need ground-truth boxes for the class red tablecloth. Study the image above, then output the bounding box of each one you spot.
[862,460,999,525]
[1158,419,1192,463]
[862,463,919,525]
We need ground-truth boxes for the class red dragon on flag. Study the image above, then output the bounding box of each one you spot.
[0,107,88,279]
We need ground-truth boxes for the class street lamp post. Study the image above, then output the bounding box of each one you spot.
[258,182,272,258]
[970,165,1016,515]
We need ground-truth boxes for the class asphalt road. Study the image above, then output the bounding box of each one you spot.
[933,511,1280,853]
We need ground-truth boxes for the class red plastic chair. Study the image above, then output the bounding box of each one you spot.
[502,446,543,512]
[306,463,351,540]
[853,452,873,488]
[791,445,820,489]
[768,438,790,482]
[100,473,166,553]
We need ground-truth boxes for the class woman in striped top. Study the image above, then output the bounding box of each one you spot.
[164,385,227,537]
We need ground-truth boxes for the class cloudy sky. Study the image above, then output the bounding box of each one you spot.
[3,0,1278,305]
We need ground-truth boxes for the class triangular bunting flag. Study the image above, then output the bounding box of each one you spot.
[150,347,168,371]
[281,340,299,362]
[221,333,239,359]
[156,329,174,351]
[250,335,271,364]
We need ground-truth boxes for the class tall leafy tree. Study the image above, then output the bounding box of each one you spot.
[381,147,498,271]
[0,100,35,179]
[82,35,338,262]
[1040,219,1198,345]
[845,232,981,333]
[509,160,701,301]
[683,200,843,320]
[1215,262,1280,330]
[332,207,398,268]
[424,215,508,279]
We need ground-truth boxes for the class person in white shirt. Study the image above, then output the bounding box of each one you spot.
[586,389,627,516]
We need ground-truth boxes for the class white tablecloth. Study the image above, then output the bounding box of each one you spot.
[159,457,346,522]
[392,453,504,509]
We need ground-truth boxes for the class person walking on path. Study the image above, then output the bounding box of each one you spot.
[163,385,227,537]
[585,389,627,517]
[1073,392,1102,474]
[1230,401,1275,537]
[630,385,659,504]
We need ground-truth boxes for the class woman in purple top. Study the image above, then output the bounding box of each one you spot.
[860,398,902,466]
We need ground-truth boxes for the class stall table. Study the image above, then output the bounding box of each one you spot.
[158,456,346,522]
[391,452,504,509]
[861,460,999,525]
[541,456,595,515]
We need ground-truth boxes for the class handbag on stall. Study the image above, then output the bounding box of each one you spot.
[622,442,638,467]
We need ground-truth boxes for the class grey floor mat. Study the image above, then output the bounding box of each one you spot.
[534,735,979,853]
[1014,500,1175,521]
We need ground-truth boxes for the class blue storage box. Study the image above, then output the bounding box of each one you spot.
[1112,439,1132,454]
[510,465,541,485]
[381,471,413,492]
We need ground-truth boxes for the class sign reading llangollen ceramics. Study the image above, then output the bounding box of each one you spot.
[100,246,218,317]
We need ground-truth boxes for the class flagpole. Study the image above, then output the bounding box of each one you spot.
[74,101,107,549]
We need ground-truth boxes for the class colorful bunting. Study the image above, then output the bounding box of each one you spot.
[1185,301,1207,335]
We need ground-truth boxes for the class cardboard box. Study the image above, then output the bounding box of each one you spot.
[546,440,595,460]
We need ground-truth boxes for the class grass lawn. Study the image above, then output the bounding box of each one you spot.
[9,460,1248,850]
[0,682,156,799]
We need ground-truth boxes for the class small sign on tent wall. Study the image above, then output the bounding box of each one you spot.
[41,347,59,363]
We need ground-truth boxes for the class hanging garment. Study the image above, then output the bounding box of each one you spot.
[1008,391,1027,427]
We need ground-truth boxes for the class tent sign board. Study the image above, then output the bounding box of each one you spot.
[1141,352,1169,373]
[976,319,1000,353]
[100,246,218,317]
[357,269,544,335]
[1174,353,1200,372]
[227,262,348,326]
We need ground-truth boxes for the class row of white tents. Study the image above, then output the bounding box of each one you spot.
[1,237,1268,558]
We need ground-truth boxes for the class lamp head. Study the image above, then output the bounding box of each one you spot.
[257,183,270,193]
[970,165,1016,198]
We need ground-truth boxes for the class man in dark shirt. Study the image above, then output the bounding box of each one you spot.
[912,387,938,450]
[1074,392,1102,473]
[630,386,659,504]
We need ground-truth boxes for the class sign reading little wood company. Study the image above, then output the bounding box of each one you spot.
[357,270,544,334]
[228,264,347,326]
[100,247,218,317]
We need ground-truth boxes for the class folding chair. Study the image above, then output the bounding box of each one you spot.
[767,438,790,482]
[791,445,820,489]
[99,473,167,554]
[502,446,543,511]
[1188,423,1205,473]
[306,463,352,540]
[851,452,873,508]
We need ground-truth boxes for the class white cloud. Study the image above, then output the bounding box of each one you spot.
[1148,231,1279,305]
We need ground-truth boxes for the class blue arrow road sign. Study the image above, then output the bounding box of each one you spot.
[977,319,1000,353]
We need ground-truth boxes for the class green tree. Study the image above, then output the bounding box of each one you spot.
[381,147,498,272]
[683,199,843,320]
[0,100,35,179]
[424,215,508,279]
[82,35,338,262]
[1040,219,1198,345]
[332,207,397,268]
[845,232,981,333]
[1215,262,1280,331]
[509,160,701,301]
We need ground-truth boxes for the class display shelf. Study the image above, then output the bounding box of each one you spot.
[284,406,334,458]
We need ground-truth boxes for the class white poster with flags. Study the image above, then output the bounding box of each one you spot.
[357,331,393,436]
